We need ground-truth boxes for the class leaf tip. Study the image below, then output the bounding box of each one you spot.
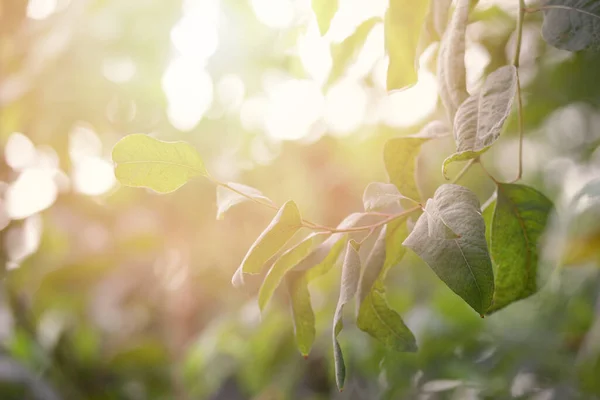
[302,354,309,360]
[480,314,485,319]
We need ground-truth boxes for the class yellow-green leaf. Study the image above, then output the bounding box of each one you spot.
[384,120,449,202]
[236,201,302,279]
[286,273,315,357]
[258,234,321,312]
[216,182,273,220]
[312,0,338,36]
[112,134,207,194]
[385,0,430,91]
[356,227,416,352]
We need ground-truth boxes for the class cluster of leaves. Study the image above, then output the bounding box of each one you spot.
[110,0,600,391]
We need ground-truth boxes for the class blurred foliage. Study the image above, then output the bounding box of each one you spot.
[1,0,600,399]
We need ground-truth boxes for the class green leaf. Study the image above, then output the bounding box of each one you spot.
[403,184,494,314]
[487,183,553,313]
[363,182,404,212]
[481,195,497,246]
[112,134,207,193]
[437,0,471,120]
[233,201,302,284]
[333,240,361,391]
[358,290,417,352]
[300,235,348,281]
[286,273,315,357]
[542,0,600,52]
[216,183,273,220]
[442,65,518,178]
[385,0,430,91]
[258,234,321,312]
[384,121,449,202]
[416,0,452,69]
[384,218,411,272]
[356,226,417,352]
[328,17,381,86]
[312,0,338,36]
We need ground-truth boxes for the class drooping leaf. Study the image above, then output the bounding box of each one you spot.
[216,183,273,220]
[358,290,417,352]
[385,0,430,91]
[416,0,453,66]
[403,184,494,314]
[233,201,302,284]
[442,65,518,178]
[333,240,361,391]
[312,0,338,36]
[384,218,412,273]
[384,120,449,202]
[328,18,381,86]
[437,0,471,121]
[303,235,348,281]
[363,182,405,212]
[356,226,417,352]
[286,273,315,357]
[258,234,321,312]
[112,134,207,193]
[487,184,553,313]
[541,0,600,52]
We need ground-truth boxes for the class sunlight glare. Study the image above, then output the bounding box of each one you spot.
[162,58,214,131]
[4,214,43,269]
[27,0,57,20]
[264,79,324,140]
[465,42,491,93]
[381,71,438,127]
[240,96,268,132]
[251,0,295,29]
[69,124,115,196]
[5,169,57,219]
[102,57,136,83]
[297,21,332,85]
[171,0,219,62]
[5,133,37,170]
[217,74,246,114]
[324,79,367,135]
[327,0,387,42]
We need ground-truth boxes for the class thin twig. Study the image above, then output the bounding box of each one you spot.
[512,0,526,182]
[311,206,422,234]
[451,158,477,184]
[211,177,419,233]
[478,160,500,184]
[525,5,600,20]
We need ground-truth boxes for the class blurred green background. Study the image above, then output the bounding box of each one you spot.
[2,0,600,399]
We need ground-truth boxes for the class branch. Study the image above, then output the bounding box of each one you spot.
[212,177,419,233]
